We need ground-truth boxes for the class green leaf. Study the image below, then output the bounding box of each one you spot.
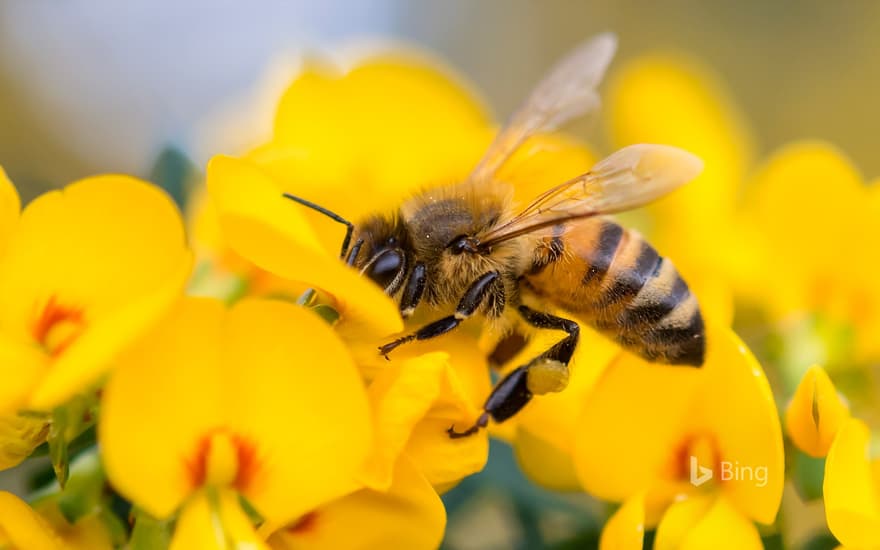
[130,508,173,550]
[57,447,104,523]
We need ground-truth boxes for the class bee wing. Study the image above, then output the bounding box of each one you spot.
[478,144,704,246]
[468,32,617,184]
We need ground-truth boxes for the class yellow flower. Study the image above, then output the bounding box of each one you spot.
[575,324,784,539]
[99,297,373,547]
[823,418,880,548]
[739,142,880,363]
[0,170,191,413]
[785,365,850,457]
[0,491,114,550]
[360,348,489,493]
[266,458,445,550]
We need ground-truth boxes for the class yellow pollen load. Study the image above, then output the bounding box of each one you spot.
[525,359,570,395]
[204,432,240,488]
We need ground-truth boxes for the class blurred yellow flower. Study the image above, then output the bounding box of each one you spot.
[739,142,880,364]
[0,491,113,550]
[0,170,191,413]
[823,418,880,548]
[575,324,783,541]
[785,365,850,457]
[99,297,373,547]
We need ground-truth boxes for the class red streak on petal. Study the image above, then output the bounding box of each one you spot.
[186,434,212,489]
[231,433,259,492]
[32,296,86,357]
[184,429,261,492]
[287,511,319,534]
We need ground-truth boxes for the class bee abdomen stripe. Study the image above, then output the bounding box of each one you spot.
[647,309,704,345]
[618,273,689,327]
[581,222,623,284]
[598,240,660,305]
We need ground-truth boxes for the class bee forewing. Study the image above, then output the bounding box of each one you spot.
[469,32,618,183]
[584,144,705,213]
[526,31,617,132]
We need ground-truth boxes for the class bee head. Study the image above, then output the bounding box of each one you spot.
[350,215,409,295]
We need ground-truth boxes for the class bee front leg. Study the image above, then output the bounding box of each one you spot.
[447,305,579,438]
[379,271,503,357]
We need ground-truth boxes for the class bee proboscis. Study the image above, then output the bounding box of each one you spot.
[284,32,706,438]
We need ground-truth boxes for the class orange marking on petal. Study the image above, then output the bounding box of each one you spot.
[32,296,86,357]
[287,511,319,534]
[186,429,261,492]
[231,433,259,491]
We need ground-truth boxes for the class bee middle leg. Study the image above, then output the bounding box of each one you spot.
[448,305,579,438]
[379,271,504,357]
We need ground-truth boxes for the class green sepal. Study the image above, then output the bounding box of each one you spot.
[48,407,70,488]
[130,508,173,550]
[312,304,340,325]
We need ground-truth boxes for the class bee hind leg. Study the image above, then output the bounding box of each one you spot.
[446,305,579,438]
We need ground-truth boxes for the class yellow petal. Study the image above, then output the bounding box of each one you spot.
[0,335,49,414]
[0,175,191,411]
[824,418,880,548]
[0,491,64,550]
[360,352,487,491]
[599,493,645,550]
[743,142,866,315]
[100,298,226,518]
[573,347,703,501]
[206,154,403,340]
[170,490,268,550]
[33,501,115,550]
[267,457,445,550]
[655,494,763,550]
[0,165,20,257]
[0,413,50,471]
[691,327,784,525]
[785,365,850,457]
[29,256,192,410]
[220,299,373,524]
[574,325,784,526]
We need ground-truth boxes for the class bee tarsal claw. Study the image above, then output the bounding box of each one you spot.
[446,412,490,439]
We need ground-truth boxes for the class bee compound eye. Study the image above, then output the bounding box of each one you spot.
[365,249,404,290]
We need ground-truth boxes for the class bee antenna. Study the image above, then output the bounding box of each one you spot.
[282,193,355,259]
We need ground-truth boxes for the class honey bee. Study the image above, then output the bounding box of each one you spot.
[283,33,705,438]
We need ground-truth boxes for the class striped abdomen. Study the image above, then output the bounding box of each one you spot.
[523,218,705,366]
